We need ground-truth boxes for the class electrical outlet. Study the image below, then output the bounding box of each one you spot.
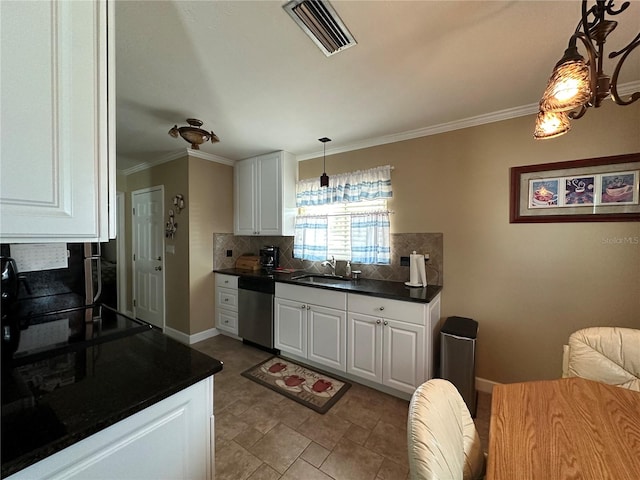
[424,253,429,261]
[400,256,410,266]
[226,249,233,257]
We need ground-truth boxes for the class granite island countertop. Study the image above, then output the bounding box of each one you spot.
[1,307,223,478]
[214,268,442,303]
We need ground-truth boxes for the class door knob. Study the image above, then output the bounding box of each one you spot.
[378,306,385,311]
[383,320,388,326]
[155,266,162,271]
[376,319,381,325]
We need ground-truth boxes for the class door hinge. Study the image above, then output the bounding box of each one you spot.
[133,253,136,261]
[132,207,136,215]
[133,299,136,307]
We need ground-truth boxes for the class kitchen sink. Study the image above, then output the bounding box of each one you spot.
[291,274,352,284]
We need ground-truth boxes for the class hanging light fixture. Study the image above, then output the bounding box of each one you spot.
[319,137,331,187]
[534,0,639,139]
[168,118,220,149]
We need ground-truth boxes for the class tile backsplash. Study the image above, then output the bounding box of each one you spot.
[213,233,443,285]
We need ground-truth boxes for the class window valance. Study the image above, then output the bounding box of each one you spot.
[296,165,393,206]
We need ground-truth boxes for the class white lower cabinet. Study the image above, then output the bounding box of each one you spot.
[347,293,440,395]
[275,283,347,371]
[7,377,214,480]
[215,274,239,335]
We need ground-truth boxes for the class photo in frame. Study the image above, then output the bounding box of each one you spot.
[510,153,640,223]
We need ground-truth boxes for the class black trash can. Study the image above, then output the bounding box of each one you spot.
[440,316,478,416]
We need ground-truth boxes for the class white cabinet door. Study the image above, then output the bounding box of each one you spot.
[234,158,257,235]
[275,298,307,357]
[308,305,347,371]
[0,0,113,242]
[256,152,282,235]
[233,151,296,236]
[383,319,425,394]
[347,312,383,384]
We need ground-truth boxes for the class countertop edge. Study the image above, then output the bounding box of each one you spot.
[214,268,442,304]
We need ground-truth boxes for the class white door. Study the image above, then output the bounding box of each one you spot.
[132,187,164,328]
[383,320,425,394]
[233,158,257,235]
[0,0,112,243]
[274,298,307,357]
[256,152,281,235]
[347,312,383,383]
[308,305,346,371]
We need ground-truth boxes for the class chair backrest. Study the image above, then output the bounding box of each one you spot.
[407,379,485,480]
[562,327,640,391]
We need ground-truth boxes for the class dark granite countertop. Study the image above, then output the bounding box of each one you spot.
[1,307,223,478]
[214,268,442,304]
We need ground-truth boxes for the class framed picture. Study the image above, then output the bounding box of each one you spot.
[510,153,640,223]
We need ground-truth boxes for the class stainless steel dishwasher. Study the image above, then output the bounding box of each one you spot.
[238,276,275,350]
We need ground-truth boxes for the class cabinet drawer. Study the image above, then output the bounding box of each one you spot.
[276,283,347,310]
[348,294,425,325]
[216,309,238,333]
[216,288,238,311]
[216,274,238,289]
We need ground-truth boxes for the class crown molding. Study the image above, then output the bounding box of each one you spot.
[120,148,234,175]
[295,80,640,161]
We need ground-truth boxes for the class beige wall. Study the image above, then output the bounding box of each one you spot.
[124,154,234,336]
[300,102,640,384]
[188,157,234,334]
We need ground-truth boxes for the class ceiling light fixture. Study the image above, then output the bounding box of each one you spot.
[168,118,220,149]
[534,0,639,139]
[319,137,331,187]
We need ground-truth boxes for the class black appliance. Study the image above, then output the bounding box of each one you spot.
[237,276,275,351]
[259,246,279,272]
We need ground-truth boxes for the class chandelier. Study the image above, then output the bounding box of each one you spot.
[168,118,219,149]
[534,0,639,139]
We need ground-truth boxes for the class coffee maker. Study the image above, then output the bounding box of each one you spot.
[259,246,280,272]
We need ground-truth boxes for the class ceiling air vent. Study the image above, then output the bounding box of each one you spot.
[283,0,357,56]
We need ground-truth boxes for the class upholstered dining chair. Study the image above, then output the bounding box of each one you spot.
[562,326,640,391]
[407,379,485,480]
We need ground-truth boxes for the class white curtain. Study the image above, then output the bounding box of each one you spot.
[350,212,391,264]
[296,165,393,206]
[293,216,328,261]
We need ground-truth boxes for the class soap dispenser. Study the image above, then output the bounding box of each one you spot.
[345,260,352,278]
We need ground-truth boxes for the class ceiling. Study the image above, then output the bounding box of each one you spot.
[115,1,640,173]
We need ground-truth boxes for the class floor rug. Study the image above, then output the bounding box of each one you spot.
[241,356,351,414]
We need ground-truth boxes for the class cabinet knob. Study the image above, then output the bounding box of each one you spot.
[155,266,162,271]
[307,305,311,310]
[223,320,228,324]
[383,320,388,326]
[378,306,385,311]
[376,319,381,325]
[224,280,229,284]
[301,304,306,309]
[224,298,228,302]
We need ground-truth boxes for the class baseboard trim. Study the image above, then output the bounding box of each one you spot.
[163,326,220,345]
[476,377,500,394]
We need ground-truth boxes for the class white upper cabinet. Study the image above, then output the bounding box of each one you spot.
[234,151,297,236]
[0,0,115,242]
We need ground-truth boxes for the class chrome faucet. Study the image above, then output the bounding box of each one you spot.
[321,256,336,276]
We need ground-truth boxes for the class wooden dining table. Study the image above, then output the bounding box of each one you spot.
[487,377,640,480]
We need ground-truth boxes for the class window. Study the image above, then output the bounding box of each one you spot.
[298,199,387,261]
[294,165,393,264]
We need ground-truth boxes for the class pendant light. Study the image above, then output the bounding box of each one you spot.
[319,137,331,187]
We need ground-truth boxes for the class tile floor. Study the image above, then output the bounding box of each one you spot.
[193,334,492,480]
